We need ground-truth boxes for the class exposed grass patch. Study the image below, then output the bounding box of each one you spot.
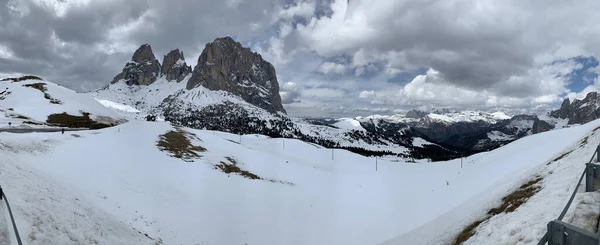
[71,134,82,138]
[156,128,206,162]
[215,158,261,180]
[553,150,574,162]
[22,83,62,104]
[46,112,111,129]
[453,219,486,245]
[214,157,295,186]
[452,176,543,245]
[581,136,590,147]
[7,108,13,111]
[11,114,29,120]
[23,82,47,92]
[487,177,543,215]
[0,88,10,100]
[1,75,42,83]
[23,121,43,125]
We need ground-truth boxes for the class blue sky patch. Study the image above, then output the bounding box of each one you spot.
[565,56,598,93]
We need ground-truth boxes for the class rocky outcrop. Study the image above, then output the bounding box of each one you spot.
[111,44,161,86]
[187,37,286,114]
[405,110,428,119]
[550,92,600,125]
[532,118,553,134]
[550,98,571,119]
[161,49,192,82]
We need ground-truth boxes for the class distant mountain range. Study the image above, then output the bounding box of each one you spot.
[89,36,600,160]
[6,36,599,161]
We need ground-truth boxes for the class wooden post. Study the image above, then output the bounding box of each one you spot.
[376,157,378,171]
[331,149,334,161]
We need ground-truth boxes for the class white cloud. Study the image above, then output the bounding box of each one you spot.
[278,1,316,20]
[0,44,15,59]
[318,62,347,74]
[359,66,576,111]
[291,0,600,93]
[358,90,376,100]
[279,81,301,104]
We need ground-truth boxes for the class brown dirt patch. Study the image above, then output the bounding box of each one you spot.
[0,88,10,100]
[553,150,574,162]
[157,128,206,162]
[23,121,43,125]
[1,75,42,83]
[216,157,261,180]
[11,115,29,120]
[46,112,111,129]
[22,83,62,104]
[214,157,294,185]
[452,176,543,245]
[23,83,47,92]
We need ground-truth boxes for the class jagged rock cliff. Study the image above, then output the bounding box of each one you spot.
[161,49,192,82]
[186,37,286,114]
[550,92,600,124]
[111,44,161,86]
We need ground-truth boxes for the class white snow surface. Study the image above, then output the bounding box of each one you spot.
[95,99,140,113]
[0,78,123,127]
[333,118,366,131]
[1,119,600,244]
[384,119,600,245]
[412,137,431,147]
[90,79,424,155]
[360,110,512,125]
[490,111,511,120]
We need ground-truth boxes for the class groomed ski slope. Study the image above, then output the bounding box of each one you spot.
[1,119,600,244]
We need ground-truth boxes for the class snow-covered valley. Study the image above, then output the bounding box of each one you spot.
[1,117,600,244]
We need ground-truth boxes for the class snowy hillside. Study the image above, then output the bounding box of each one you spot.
[0,76,124,129]
[90,78,452,159]
[2,118,600,244]
[357,110,513,125]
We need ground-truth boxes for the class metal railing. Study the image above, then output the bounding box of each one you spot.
[537,144,600,245]
[0,186,22,245]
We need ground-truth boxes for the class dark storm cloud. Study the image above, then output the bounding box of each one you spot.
[0,0,280,91]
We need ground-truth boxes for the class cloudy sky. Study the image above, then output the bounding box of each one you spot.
[2,0,600,117]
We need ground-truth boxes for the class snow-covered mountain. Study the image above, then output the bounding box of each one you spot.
[90,37,464,161]
[2,115,600,244]
[313,109,570,152]
[550,91,600,125]
[0,75,124,129]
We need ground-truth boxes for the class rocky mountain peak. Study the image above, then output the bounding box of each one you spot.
[186,36,286,114]
[405,110,428,118]
[550,92,600,124]
[132,44,156,63]
[111,44,161,86]
[161,49,192,82]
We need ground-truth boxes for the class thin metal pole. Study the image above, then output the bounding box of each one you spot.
[596,144,600,163]
[1,189,22,245]
[376,157,378,171]
[331,149,334,161]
